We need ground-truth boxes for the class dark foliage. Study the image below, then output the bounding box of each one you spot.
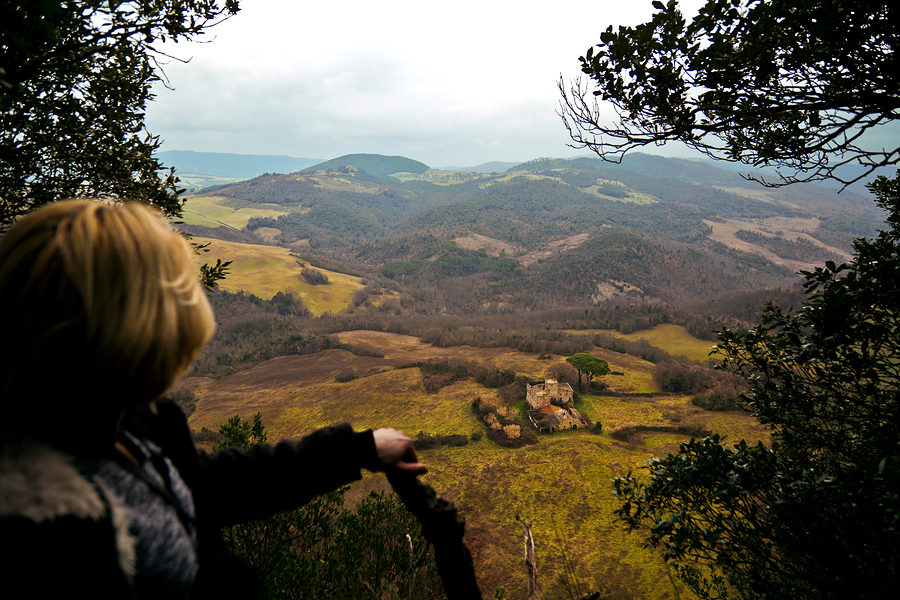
[333,368,357,383]
[164,388,198,417]
[0,0,239,223]
[300,268,329,285]
[609,424,712,446]
[561,0,899,187]
[733,229,845,264]
[190,290,328,377]
[303,154,429,178]
[566,352,609,391]
[412,432,469,450]
[216,416,446,600]
[613,173,900,599]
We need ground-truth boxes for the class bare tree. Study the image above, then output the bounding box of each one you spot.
[560,0,899,188]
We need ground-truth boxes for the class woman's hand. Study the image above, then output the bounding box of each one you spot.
[372,428,427,474]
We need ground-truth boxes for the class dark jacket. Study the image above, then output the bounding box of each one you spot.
[0,399,379,599]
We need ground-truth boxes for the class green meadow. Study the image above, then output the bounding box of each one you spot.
[181,196,292,229]
[186,331,765,599]
[567,324,717,363]
[192,236,364,316]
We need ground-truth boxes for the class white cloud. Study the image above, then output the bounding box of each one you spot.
[146,0,708,166]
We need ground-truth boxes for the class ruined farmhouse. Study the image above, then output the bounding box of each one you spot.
[526,379,588,432]
[526,379,574,410]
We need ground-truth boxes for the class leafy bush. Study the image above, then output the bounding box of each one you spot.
[334,368,357,383]
[609,424,710,445]
[412,432,469,450]
[691,385,744,412]
[217,416,444,599]
[301,268,329,285]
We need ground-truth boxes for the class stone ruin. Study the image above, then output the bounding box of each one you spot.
[525,379,589,432]
[526,379,574,410]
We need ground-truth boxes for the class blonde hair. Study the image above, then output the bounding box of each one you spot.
[0,199,215,415]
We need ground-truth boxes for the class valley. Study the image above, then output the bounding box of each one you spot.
[176,151,882,598]
[184,329,764,599]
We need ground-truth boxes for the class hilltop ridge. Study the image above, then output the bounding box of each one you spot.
[180,151,884,312]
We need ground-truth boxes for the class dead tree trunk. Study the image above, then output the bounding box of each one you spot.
[516,514,539,600]
[387,472,483,600]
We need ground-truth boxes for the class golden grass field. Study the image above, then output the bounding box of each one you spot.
[566,324,718,363]
[185,330,766,599]
[181,196,292,229]
[191,236,364,316]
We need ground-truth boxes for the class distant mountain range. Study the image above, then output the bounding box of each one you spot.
[159,150,522,189]
[158,150,323,178]
[162,149,893,195]
[183,152,886,310]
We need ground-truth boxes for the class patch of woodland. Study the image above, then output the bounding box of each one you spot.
[370,232,798,313]
[196,288,773,380]
[815,214,885,249]
[411,431,470,450]
[591,333,676,364]
[472,396,538,448]
[686,285,806,326]
[733,229,846,264]
[380,241,520,281]
[333,367,357,383]
[515,230,797,309]
[333,341,385,358]
[385,275,749,340]
[300,267,329,285]
[164,388,198,417]
[191,290,335,377]
[402,359,517,394]
[610,424,712,447]
[653,360,747,412]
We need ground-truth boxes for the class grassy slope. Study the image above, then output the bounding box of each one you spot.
[192,236,363,315]
[185,331,765,599]
[181,196,292,229]
[567,324,717,363]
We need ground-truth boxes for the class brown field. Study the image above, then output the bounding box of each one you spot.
[452,233,522,257]
[518,233,591,267]
[184,330,766,599]
[703,216,851,271]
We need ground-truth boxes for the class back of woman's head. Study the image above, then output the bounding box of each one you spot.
[0,200,215,430]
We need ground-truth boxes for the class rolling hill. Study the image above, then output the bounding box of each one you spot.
[182,152,884,311]
[173,151,883,597]
[159,150,324,190]
[303,153,430,178]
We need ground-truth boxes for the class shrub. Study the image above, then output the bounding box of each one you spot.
[610,424,711,445]
[498,379,527,404]
[473,367,516,388]
[412,432,469,450]
[334,368,357,383]
[546,362,579,387]
[301,267,329,285]
[691,385,744,411]
[165,387,197,416]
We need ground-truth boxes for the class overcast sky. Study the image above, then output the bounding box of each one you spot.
[146,0,710,168]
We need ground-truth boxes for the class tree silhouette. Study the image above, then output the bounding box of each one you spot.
[0,1,239,223]
[560,0,899,187]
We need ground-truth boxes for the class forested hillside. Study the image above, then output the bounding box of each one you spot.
[184,152,882,314]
